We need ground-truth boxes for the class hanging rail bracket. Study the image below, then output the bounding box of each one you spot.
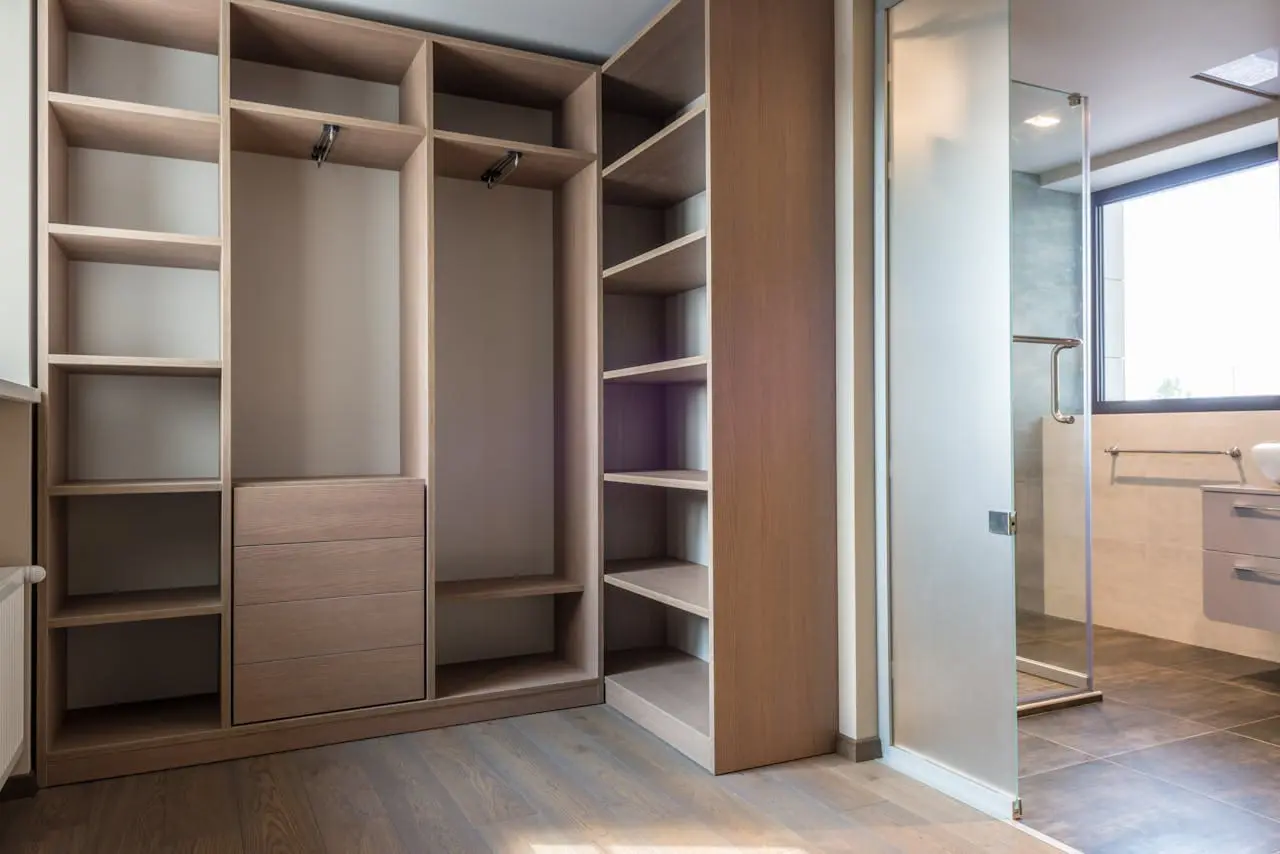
[311,124,341,168]
[482,150,522,189]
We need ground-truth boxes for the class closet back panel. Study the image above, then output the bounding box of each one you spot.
[433,94,552,146]
[435,598,555,665]
[70,264,220,360]
[231,152,401,480]
[68,150,219,235]
[602,486,709,566]
[66,493,220,595]
[603,587,709,661]
[434,176,555,582]
[66,617,220,709]
[67,34,218,113]
[230,61,399,122]
[67,375,220,480]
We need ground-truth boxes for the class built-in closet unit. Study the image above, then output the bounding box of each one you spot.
[599,0,837,773]
[36,0,600,786]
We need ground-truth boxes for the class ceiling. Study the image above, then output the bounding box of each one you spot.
[276,0,670,61]
[1012,0,1280,174]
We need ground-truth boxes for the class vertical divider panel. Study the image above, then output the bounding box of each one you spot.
[400,39,433,697]
[555,74,603,679]
[218,0,233,729]
[36,0,69,777]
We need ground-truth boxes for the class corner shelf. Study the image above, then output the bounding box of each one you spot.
[604,230,707,295]
[48,354,222,378]
[50,694,222,757]
[50,586,223,629]
[605,647,711,768]
[229,100,425,171]
[604,559,709,618]
[436,575,584,602]
[603,102,706,207]
[434,131,596,190]
[604,470,709,491]
[49,224,222,271]
[602,0,707,118]
[50,93,220,163]
[604,356,706,384]
[49,479,222,498]
[436,653,591,700]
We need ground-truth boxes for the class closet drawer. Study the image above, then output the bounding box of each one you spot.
[1203,489,1280,557]
[234,537,424,605]
[234,478,424,546]
[235,591,424,664]
[234,645,425,724]
[1204,550,1280,632]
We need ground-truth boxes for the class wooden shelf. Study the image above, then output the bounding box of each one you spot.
[604,559,709,618]
[434,131,595,190]
[436,654,591,701]
[49,479,222,497]
[603,0,706,117]
[50,587,222,629]
[51,694,221,757]
[230,101,425,171]
[434,39,596,110]
[61,0,220,55]
[48,354,221,378]
[606,648,711,768]
[603,103,706,207]
[49,224,221,271]
[233,475,420,488]
[604,231,707,295]
[437,575,584,602]
[604,470,709,491]
[50,93,220,163]
[605,356,706,384]
[0,379,40,405]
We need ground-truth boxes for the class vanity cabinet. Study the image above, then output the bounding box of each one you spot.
[1203,485,1280,632]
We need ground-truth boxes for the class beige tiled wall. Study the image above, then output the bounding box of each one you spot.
[1046,410,1280,663]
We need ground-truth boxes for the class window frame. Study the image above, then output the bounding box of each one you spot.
[1091,142,1280,414]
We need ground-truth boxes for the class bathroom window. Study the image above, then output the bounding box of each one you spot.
[1095,144,1280,413]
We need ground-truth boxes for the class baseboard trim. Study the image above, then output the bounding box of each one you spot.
[0,773,38,801]
[836,732,883,762]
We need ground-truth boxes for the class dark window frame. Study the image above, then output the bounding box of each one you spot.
[1092,143,1280,414]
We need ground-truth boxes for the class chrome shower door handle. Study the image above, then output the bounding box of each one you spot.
[1049,341,1079,425]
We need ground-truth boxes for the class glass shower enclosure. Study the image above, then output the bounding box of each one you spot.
[1010,81,1096,708]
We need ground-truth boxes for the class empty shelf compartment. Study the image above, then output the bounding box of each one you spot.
[604,559,709,618]
[436,653,591,700]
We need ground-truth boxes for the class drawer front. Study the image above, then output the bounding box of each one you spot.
[234,645,424,724]
[234,537,424,606]
[1204,490,1280,558]
[234,479,424,546]
[235,591,424,664]
[1204,550,1280,633]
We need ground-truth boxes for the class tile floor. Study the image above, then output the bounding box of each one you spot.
[1017,613,1280,853]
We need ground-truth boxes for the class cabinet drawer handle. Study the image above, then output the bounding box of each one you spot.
[1234,565,1280,584]
[1232,503,1280,514]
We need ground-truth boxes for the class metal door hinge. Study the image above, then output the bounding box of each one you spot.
[988,511,1017,536]
[1013,798,1023,820]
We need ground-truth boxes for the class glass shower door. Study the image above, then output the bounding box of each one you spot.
[1010,82,1093,703]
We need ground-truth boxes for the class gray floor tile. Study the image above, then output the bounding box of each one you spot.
[1104,667,1280,729]
[1019,698,1211,758]
[1019,732,1092,778]
[1233,716,1280,748]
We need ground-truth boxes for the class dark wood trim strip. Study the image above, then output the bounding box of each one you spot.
[836,733,882,763]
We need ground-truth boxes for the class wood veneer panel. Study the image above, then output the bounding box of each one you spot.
[435,654,590,700]
[49,478,222,497]
[230,100,424,171]
[436,575,584,602]
[602,103,706,207]
[706,0,838,773]
[603,231,706,295]
[605,647,711,769]
[603,470,708,491]
[51,587,223,628]
[234,645,425,724]
[433,38,596,110]
[229,0,425,85]
[603,0,707,118]
[434,131,594,190]
[233,478,425,546]
[61,0,220,54]
[604,559,709,618]
[0,380,41,405]
[50,93,220,163]
[49,224,221,270]
[234,592,425,664]
[47,354,222,377]
[234,537,425,606]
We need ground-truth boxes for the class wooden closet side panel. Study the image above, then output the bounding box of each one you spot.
[706,0,838,773]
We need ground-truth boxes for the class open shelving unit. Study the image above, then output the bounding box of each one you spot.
[599,0,837,774]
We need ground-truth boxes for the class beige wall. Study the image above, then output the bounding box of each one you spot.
[1048,411,1280,663]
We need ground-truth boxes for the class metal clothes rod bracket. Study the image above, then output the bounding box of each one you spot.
[1104,446,1243,459]
[482,151,522,189]
[311,124,341,168]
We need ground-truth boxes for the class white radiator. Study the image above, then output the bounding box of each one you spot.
[0,565,43,785]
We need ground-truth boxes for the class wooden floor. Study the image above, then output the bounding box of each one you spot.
[0,706,1056,853]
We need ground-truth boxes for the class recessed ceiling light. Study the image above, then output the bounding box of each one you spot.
[1024,115,1061,129]
[1198,48,1280,98]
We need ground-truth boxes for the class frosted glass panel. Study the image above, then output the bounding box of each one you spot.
[887,0,1018,801]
